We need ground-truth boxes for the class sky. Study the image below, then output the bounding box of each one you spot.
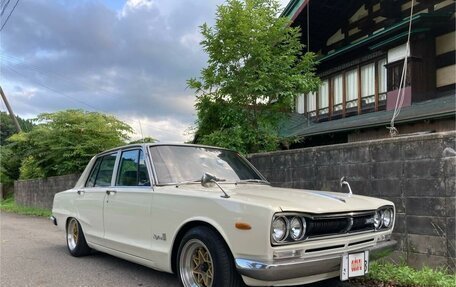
[0,0,291,143]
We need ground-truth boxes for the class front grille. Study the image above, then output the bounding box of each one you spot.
[306,213,375,239]
[352,215,375,232]
[307,218,349,236]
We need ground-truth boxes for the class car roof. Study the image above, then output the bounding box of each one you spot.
[95,143,233,157]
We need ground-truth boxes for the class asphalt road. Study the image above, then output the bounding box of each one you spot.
[0,212,353,287]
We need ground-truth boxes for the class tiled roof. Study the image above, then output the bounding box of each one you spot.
[280,95,456,138]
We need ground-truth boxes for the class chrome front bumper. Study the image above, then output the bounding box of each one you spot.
[235,240,397,281]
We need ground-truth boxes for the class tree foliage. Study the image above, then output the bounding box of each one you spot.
[129,137,157,144]
[0,111,34,145]
[8,109,133,179]
[188,0,319,153]
[0,112,34,183]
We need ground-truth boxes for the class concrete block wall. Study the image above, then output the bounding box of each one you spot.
[14,174,80,209]
[249,131,456,270]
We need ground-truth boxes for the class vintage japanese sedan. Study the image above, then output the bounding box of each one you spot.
[51,143,396,287]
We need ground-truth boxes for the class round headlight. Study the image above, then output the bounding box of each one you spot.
[382,209,393,228]
[289,217,304,240]
[374,210,383,229]
[272,217,288,242]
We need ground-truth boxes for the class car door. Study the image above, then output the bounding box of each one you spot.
[102,148,154,259]
[75,152,118,245]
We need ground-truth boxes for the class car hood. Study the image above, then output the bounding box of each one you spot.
[225,184,392,214]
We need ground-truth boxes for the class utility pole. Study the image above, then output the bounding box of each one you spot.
[0,85,22,133]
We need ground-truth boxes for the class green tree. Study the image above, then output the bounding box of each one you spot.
[0,144,22,183]
[188,0,319,153]
[129,137,157,144]
[0,111,34,145]
[8,109,133,178]
[0,112,34,183]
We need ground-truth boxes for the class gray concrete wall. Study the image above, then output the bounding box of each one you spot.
[14,174,80,209]
[249,131,456,270]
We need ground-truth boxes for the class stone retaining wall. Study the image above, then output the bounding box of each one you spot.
[249,131,456,270]
[14,173,80,209]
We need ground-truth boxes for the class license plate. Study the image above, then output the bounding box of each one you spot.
[340,251,369,281]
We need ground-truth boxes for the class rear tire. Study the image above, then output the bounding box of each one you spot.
[66,217,91,257]
[177,226,242,287]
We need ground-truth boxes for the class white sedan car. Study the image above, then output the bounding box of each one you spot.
[51,143,396,287]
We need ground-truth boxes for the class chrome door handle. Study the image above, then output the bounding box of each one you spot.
[77,190,84,195]
[106,190,117,195]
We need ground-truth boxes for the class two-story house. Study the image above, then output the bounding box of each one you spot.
[281,0,455,147]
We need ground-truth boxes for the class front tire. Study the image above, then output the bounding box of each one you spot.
[177,226,242,287]
[66,217,91,257]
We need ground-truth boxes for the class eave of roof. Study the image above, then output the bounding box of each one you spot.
[280,95,456,138]
[319,12,452,63]
[281,0,306,19]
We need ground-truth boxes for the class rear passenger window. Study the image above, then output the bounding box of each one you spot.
[116,149,150,186]
[85,153,117,187]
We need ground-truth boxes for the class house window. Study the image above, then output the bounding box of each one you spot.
[307,92,317,117]
[378,58,387,101]
[345,69,358,108]
[387,60,411,91]
[318,80,329,114]
[332,74,343,111]
[361,63,375,104]
[295,94,305,114]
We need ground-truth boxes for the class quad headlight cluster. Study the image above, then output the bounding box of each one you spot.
[271,215,307,244]
[271,207,395,245]
[374,207,394,230]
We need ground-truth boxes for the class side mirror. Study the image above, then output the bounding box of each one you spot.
[340,176,353,196]
[339,176,346,188]
[201,172,216,188]
[201,172,230,198]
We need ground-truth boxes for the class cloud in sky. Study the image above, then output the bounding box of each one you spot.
[1,0,291,143]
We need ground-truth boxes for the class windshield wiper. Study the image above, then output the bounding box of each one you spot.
[236,179,270,185]
[174,176,227,187]
[173,179,201,186]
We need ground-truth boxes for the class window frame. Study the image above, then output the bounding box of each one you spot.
[85,152,118,188]
[308,56,388,120]
[115,148,151,188]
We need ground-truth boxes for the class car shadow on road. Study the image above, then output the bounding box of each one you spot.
[69,248,353,287]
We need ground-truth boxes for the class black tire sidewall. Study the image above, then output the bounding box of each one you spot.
[66,218,90,257]
[177,226,241,287]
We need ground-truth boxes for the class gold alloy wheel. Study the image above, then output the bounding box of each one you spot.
[179,239,214,287]
[67,218,79,251]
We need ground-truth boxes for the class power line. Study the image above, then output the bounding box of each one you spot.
[2,63,160,135]
[0,54,121,100]
[5,64,102,112]
[1,0,11,17]
[0,0,19,32]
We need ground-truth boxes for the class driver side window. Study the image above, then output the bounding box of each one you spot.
[116,149,150,187]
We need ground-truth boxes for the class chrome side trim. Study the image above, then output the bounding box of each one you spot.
[235,240,397,281]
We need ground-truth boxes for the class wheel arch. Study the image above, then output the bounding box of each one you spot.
[170,220,234,274]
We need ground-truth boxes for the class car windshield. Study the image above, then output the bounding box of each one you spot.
[149,145,263,185]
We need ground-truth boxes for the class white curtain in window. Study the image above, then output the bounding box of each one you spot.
[345,69,358,103]
[319,80,329,109]
[307,92,316,112]
[295,94,305,114]
[377,58,387,93]
[361,63,375,98]
[333,74,343,105]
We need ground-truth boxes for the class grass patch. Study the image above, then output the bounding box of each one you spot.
[354,261,456,287]
[0,196,52,217]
